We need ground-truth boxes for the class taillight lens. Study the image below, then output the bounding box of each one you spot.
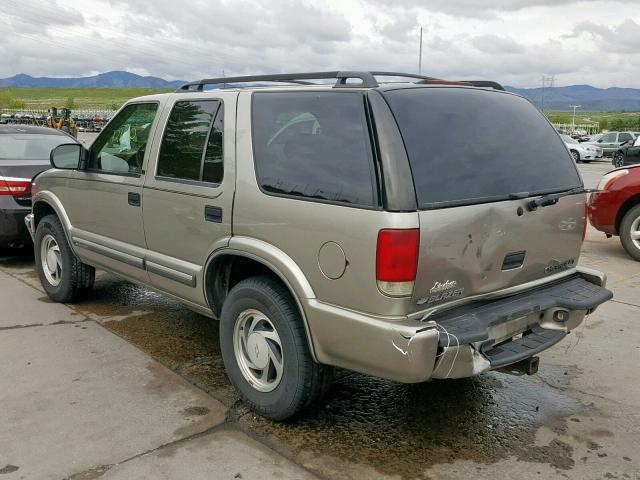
[0,176,31,197]
[376,229,420,297]
[596,169,628,191]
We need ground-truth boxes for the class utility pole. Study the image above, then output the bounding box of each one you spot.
[540,74,555,111]
[570,104,581,134]
[418,27,423,75]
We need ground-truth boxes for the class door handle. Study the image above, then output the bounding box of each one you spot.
[128,192,141,207]
[204,205,222,223]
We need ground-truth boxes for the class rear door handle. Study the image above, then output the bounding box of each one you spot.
[128,192,141,207]
[204,205,222,223]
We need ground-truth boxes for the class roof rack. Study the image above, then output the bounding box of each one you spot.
[176,71,504,92]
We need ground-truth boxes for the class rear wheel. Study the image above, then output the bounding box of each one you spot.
[219,275,332,420]
[34,214,95,302]
[613,152,625,168]
[620,205,640,261]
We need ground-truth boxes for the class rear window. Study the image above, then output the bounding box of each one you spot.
[252,91,377,207]
[383,88,582,209]
[0,134,69,161]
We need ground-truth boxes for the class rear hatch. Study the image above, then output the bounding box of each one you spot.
[382,86,585,311]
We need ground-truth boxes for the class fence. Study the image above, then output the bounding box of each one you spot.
[0,108,115,130]
[553,123,600,135]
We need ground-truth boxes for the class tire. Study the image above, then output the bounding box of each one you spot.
[613,152,625,168]
[219,275,332,421]
[619,205,640,262]
[570,150,580,163]
[34,214,95,302]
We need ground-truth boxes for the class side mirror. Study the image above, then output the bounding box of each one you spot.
[50,143,88,170]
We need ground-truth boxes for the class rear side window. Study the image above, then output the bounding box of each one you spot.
[619,132,633,143]
[157,100,224,184]
[383,88,582,209]
[252,92,377,207]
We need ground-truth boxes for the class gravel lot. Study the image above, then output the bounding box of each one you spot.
[0,159,638,480]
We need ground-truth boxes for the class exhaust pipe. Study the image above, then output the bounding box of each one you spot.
[8,241,25,249]
[499,356,540,376]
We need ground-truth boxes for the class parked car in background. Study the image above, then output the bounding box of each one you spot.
[589,165,640,261]
[612,136,640,168]
[579,133,602,143]
[589,131,635,156]
[0,125,75,249]
[561,134,603,162]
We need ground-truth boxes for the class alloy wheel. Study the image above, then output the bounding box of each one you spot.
[40,234,62,287]
[630,216,640,250]
[233,308,284,392]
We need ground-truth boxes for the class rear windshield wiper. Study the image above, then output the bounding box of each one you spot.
[526,187,590,211]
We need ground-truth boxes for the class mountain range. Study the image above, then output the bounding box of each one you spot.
[0,71,186,89]
[2,71,640,111]
[505,85,640,112]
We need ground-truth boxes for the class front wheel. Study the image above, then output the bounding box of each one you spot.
[219,275,332,420]
[620,205,640,262]
[34,214,95,302]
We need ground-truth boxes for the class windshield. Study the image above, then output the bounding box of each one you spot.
[561,134,578,144]
[0,134,70,161]
[383,87,582,209]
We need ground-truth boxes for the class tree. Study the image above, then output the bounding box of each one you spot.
[65,96,76,109]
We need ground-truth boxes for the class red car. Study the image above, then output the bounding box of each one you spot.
[588,165,640,260]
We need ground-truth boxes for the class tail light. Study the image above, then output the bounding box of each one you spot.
[0,176,31,197]
[582,203,588,241]
[376,229,420,297]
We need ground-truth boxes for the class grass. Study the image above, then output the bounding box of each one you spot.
[3,87,640,131]
[0,87,173,110]
[545,111,640,131]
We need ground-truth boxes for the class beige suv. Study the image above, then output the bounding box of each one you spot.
[26,71,612,420]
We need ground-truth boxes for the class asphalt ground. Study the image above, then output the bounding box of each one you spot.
[1,156,638,479]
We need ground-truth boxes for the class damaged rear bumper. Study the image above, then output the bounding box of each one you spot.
[304,268,612,383]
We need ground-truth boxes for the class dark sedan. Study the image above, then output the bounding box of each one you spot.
[612,135,640,168]
[0,125,76,249]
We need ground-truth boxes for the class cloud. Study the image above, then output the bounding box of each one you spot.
[0,0,639,88]
[362,0,639,18]
[473,35,526,54]
[572,19,640,53]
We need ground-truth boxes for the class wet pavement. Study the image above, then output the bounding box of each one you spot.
[1,161,638,479]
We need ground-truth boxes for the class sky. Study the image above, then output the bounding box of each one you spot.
[1,0,640,88]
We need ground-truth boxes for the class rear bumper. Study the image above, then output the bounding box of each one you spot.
[588,190,621,235]
[0,207,32,248]
[305,268,612,383]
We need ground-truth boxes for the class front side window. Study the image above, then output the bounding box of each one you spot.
[600,133,616,142]
[252,92,376,207]
[90,103,158,174]
[156,100,224,184]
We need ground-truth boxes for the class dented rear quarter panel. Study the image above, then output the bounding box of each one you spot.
[411,194,587,312]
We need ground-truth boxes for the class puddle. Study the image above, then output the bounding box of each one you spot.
[0,262,587,479]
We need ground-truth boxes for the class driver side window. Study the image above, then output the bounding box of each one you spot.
[89,103,158,174]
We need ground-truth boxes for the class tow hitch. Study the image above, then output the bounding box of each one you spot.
[499,356,540,376]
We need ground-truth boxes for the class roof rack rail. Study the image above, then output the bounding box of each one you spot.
[176,71,504,92]
[176,71,380,92]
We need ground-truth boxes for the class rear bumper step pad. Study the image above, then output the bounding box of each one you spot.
[430,274,612,348]
[481,326,565,368]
